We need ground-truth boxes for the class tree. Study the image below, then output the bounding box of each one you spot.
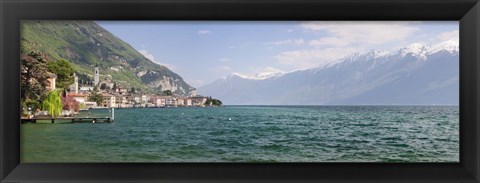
[47,59,75,89]
[130,87,136,93]
[88,89,103,105]
[163,90,172,96]
[62,96,79,112]
[42,89,63,117]
[205,98,223,106]
[213,99,222,106]
[21,51,49,102]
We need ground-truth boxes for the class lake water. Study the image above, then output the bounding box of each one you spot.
[20,106,459,162]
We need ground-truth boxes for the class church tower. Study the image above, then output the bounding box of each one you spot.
[73,73,78,94]
[94,65,99,86]
[68,73,79,94]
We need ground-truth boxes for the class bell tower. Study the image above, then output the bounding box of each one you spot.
[94,65,99,86]
[73,73,78,94]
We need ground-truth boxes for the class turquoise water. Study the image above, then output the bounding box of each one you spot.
[20,106,459,162]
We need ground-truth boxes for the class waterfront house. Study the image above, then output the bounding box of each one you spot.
[146,103,156,107]
[148,96,163,107]
[84,101,97,108]
[45,72,57,91]
[68,93,88,104]
[133,103,146,108]
[166,96,177,107]
[141,95,148,103]
[101,93,116,108]
[189,96,208,107]
[155,97,166,107]
[115,95,128,108]
[177,97,192,107]
[125,95,138,106]
[134,96,140,103]
[158,96,177,107]
[177,98,185,107]
[185,98,192,106]
[157,96,168,107]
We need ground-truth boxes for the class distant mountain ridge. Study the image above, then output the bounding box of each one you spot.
[21,21,195,96]
[198,40,459,105]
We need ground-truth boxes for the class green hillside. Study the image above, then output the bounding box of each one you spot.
[20,21,195,96]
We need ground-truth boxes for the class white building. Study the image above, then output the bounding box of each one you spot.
[84,101,97,108]
[46,72,57,91]
[141,95,148,103]
[80,86,94,92]
[165,96,177,107]
[115,96,128,108]
[101,93,116,108]
[190,96,208,107]
[156,98,165,107]
[68,73,79,94]
[68,93,88,104]
[177,98,185,106]
[157,96,177,107]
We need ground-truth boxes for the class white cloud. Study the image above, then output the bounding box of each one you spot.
[139,49,176,71]
[271,22,419,70]
[435,30,459,42]
[301,21,418,47]
[219,58,230,62]
[231,67,285,80]
[268,39,305,46]
[214,66,232,73]
[426,30,459,54]
[309,37,350,47]
[249,66,284,74]
[197,30,212,34]
[275,47,360,69]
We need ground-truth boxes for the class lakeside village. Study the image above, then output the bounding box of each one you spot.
[67,66,218,109]
[21,52,222,119]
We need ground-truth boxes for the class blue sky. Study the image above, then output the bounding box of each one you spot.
[96,21,458,88]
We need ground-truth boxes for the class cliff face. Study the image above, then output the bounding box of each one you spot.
[21,20,195,96]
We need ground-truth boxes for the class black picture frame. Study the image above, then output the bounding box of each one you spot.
[1,0,479,182]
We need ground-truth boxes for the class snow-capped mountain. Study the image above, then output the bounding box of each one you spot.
[198,40,459,105]
[223,72,284,80]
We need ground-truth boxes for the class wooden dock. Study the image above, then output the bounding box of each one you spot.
[20,108,115,124]
[21,108,115,124]
[21,117,113,124]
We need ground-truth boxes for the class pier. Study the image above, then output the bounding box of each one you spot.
[21,108,115,124]
[21,117,113,124]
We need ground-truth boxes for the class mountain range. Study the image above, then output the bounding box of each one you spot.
[21,21,195,96]
[198,40,459,105]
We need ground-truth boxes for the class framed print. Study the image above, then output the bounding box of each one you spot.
[1,0,480,182]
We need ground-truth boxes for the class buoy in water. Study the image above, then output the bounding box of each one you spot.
[228,118,232,121]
